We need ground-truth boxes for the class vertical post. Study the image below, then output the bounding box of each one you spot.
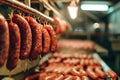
[24,0,31,7]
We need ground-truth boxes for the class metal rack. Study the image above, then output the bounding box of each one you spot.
[0,0,53,23]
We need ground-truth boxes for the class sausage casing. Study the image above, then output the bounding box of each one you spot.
[86,67,99,79]
[12,14,32,59]
[6,22,20,71]
[81,76,89,80]
[0,14,9,67]
[44,25,57,52]
[42,27,51,54]
[95,67,107,79]
[107,70,118,80]
[25,73,40,80]
[25,17,42,60]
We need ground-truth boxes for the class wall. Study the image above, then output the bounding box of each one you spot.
[108,2,120,34]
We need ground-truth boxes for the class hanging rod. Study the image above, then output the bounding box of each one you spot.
[0,0,54,23]
[41,0,62,18]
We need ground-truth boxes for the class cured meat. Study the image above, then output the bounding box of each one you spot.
[12,14,32,60]
[25,16,42,60]
[6,21,20,71]
[0,14,9,67]
[42,27,50,54]
[44,25,57,52]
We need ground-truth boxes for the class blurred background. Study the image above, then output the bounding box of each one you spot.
[0,0,120,77]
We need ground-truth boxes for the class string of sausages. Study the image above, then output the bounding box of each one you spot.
[53,16,71,35]
[0,13,57,71]
[57,39,96,51]
[25,53,118,80]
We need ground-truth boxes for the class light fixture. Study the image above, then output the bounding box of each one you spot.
[80,1,110,11]
[93,23,100,29]
[67,0,78,19]
[81,4,108,11]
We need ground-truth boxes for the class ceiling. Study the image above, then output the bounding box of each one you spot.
[52,0,120,21]
[17,0,120,30]
[19,0,120,20]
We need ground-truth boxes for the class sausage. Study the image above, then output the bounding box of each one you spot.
[80,59,85,66]
[92,59,101,66]
[107,70,118,80]
[55,75,64,80]
[71,66,81,76]
[95,67,107,79]
[53,66,64,73]
[44,25,57,53]
[25,17,42,60]
[73,76,81,80]
[84,59,89,66]
[64,75,73,80]
[12,14,32,59]
[86,67,99,79]
[42,27,51,54]
[79,68,87,76]
[87,55,92,59]
[0,14,9,67]
[89,59,94,66]
[53,16,61,34]
[63,66,73,74]
[39,72,47,80]
[81,76,89,80]
[25,73,40,80]
[48,58,61,64]
[44,73,57,80]
[6,21,20,71]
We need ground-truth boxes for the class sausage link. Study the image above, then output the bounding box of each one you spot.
[71,66,81,76]
[73,76,81,80]
[25,17,42,60]
[95,67,107,79]
[79,68,87,76]
[0,14,9,67]
[44,25,57,53]
[64,75,73,80]
[42,27,51,54]
[12,14,32,60]
[55,74,64,80]
[86,67,99,79]
[53,16,61,34]
[6,22,20,71]
[80,59,85,66]
[25,73,40,80]
[44,73,57,80]
[39,72,47,80]
[107,70,118,80]
[81,76,89,80]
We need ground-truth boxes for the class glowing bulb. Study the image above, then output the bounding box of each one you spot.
[81,4,108,11]
[93,23,100,29]
[67,6,78,19]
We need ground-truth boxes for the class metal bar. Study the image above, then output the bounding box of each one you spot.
[42,0,60,16]
[0,0,53,23]
[41,0,63,18]
[92,53,110,71]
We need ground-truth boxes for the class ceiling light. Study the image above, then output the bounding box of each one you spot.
[93,23,100,29]
[67,0,78,19]
[81,4,108,11]
[67,6,78,19]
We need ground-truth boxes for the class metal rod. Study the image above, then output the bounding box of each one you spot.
[0,0,53,23]
[41,0,63,19]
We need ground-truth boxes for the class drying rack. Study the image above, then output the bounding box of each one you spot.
[0,0,54,23]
